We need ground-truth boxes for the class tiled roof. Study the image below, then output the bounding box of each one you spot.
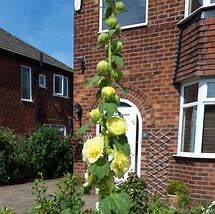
[0,28,72,72]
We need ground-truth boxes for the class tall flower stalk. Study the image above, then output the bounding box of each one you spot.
[82,0,132,213]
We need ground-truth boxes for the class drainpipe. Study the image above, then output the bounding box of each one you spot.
[35,52,43,123]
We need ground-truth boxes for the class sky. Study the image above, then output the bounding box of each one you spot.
[0,0,74,68]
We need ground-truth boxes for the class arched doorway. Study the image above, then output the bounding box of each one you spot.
[96,99,142,176]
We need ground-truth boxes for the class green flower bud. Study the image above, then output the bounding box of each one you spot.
[106,17,118,29]
[115,24,122,34]
[116,1,125,13]
[114,95,120,105]
[101,86,116,101]
[111,40,123,53]
[89,108,102,123]
[98,33,109,44]
[96,60,110,76]
[111,69,123,81]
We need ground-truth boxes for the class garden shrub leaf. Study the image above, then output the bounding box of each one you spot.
[99,191,132,214]
[89,158,110,181]
[77,124,90,135]
[60,208,73,214]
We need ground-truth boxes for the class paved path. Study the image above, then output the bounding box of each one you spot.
[0,179,98,214]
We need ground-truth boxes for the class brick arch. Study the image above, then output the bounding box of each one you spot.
[89,87,155,128]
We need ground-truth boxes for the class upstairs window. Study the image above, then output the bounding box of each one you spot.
[39,74,46,88]
[99,0,148,31]
[53,74,68,98]
[185,0,215,17]
[178,79,215,158]
[21,66,32,101]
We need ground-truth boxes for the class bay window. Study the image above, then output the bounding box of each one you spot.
[185,0,215,17]
[178,79,215,158]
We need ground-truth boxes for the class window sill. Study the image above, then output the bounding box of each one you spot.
[52,94,70,99]
[39,86,47,89]
[21,99,33,103]
[99,22,148,34]
[173,154,215,159]
[177,4,215,26]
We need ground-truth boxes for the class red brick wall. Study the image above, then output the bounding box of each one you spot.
[176,16,215,81]
[73,0,215,202]
[0,51,73,134]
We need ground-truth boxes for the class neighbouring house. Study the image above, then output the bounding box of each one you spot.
[0,28,73,135]
[73,0,215,202]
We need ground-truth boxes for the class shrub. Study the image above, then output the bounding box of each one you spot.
[0,127,16,184]
[119,172,149,213]
[24,127,73,179]
[28,173,84,214]
[0,208,15,214]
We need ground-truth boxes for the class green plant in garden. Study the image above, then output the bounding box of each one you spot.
[119,172,149,213]
[167,180,191,208]
[0,208,15,214]
[28,173,84,214]
[80,0,133,213]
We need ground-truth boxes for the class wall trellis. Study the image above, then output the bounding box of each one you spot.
[146,131,170,198]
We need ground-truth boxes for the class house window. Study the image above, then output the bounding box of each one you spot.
[99,0,148,31]
[21,66,32,101]
[39,74,46,88]
[53,74,68,98]
[43,124,66,136]
[178,79,215,158]
[185,0,215,17]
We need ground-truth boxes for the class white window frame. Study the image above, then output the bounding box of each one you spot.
[184,0,215,18]
[53,74,69,98]
[39,74,46,88]
[177,78,215,158]
[21,65,32,102]
[99,0,148,32]
[43,124,66,136]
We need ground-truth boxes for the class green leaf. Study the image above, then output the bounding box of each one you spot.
[60,208,73,214]
[77,124,90,135]
[85,75,101,87]
[89,158,110,181]
[112,54,124,67]
[99,191,132,214]
[109,29,117,37]
[99,102,117,117]
[114,135,130,157]
[115,83,128,96]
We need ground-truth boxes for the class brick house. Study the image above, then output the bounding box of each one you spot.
[0,28,73,135]
[73,0,215,202]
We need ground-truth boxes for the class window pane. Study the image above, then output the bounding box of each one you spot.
[102,0,147,30]
[21,67,31,99]
[189,0,203,14]
[39,75,45,87]
[63,77,68,97]
[184,83,198,104]
[202,105,215,153]
[181,106,197,152]
[211,0,215,3]
[55,76,62,94]
[207,82,215,98]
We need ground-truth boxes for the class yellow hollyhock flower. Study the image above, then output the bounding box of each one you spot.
[111,149,130,178]
[101,86,115,100]
[82,134,104,164]
[106,117,127,136]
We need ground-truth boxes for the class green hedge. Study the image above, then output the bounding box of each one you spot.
[0,127,73,185]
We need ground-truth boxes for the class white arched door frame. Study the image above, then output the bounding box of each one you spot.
[96,98,142,176]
